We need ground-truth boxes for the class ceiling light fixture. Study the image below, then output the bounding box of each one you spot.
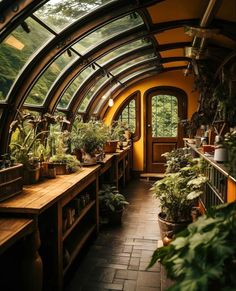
[108,78,114,107]
[108,98,114,107]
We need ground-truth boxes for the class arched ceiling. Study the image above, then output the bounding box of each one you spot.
[0,0,236,150]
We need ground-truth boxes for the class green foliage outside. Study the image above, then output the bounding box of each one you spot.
[152,95,178,138]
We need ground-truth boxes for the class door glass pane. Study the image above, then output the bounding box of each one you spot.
[151,95,178,137]
[0,17,53,101]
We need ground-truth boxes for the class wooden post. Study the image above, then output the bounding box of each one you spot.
[20,228,43,291]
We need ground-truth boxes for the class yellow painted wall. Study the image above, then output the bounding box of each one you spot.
[104,71,199,171]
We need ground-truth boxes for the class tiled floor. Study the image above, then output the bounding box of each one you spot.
[65,179,161,291]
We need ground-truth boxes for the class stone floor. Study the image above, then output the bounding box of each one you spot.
[65,179,161,291]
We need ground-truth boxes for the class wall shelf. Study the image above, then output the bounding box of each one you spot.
[185,139,236,209]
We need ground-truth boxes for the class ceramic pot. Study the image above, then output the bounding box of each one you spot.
[158,213,190,242]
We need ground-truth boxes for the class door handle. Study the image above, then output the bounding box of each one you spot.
[148,124,151,128]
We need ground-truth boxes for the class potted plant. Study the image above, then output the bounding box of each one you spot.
[223,129,236,178]
[71,118,107,165]
[150,159,207,242]
[9,111,47,184]
[0,153,23,201]
[103,121,126,153]
[99,184,129,225]
[49,153,81,174]
[147,201,236,291]
[162,147,193,174]
[47,127,81,174]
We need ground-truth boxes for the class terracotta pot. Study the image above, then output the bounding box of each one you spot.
[53,163,67,175]
[104,141,118,153]
[158,212,190,242]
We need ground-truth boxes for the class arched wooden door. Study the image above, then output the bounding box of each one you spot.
[145,87,187,173]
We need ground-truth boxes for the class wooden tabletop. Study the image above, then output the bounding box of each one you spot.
[0,166,100,215]
[0,217,34,255]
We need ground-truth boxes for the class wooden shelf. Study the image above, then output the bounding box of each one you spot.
[63,224,96,276]
[185,141,231,208]
[63,200,96,240]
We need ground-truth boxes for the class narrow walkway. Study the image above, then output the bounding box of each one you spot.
[65,179,161,291]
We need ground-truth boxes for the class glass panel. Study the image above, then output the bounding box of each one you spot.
[0,17,53,102]
[118,99,136,133]
[34,0,114,33]
[73,13,143,55]
[110,52,156,75]
[152,95,178,137]
[25,50,77,105]
[78,75,107,112]
[120,66,157,83]
[58,65,95,108]
[97,38,152,66]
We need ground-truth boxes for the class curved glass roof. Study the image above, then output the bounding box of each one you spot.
[0,17,53,101]
[110,52,156,75]
[34,0,114,33]
[72,38,155,112]
[58,65,95,108]
[25,50,77,105]
[72,13,143,55]
[96,38,152,66]
[22,12,145,108]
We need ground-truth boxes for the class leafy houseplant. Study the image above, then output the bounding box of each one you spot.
[99,184,129,224]
[151,159,207,241]
[103,121,126,153]
[48,127,81,174]
[49,154,81,174]
[9,111,47,184]
[162,147,193,174]
[71,118,107,164]
[223,130,236,178]
[148,201,236,291]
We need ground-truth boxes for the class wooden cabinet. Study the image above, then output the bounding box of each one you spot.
[0,217,43,291]
[0,166,100,291]
[114,146,132,188]
[0,148,132,290]
[60,178,98,277]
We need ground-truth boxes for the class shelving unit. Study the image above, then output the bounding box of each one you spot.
[114,146,132,188]
[60,180,98,278]
[0,166,100,291]
[185,139,236,210]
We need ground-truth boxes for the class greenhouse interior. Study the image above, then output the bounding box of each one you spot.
[0,0,236,290]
